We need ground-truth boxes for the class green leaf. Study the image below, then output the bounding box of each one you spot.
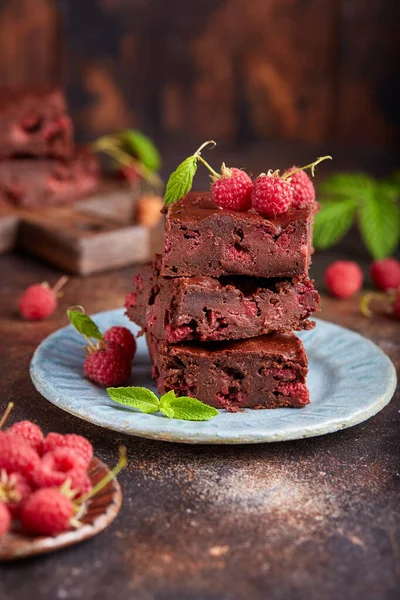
[313,198,357,249]
[67,310,103,340]
[107,386,160,414]
[164,156,197,207]
[320,173,374,199]
[164,396,219,421]
[159,390,176,418]
[120,129,161,172]
[358,183,400,259]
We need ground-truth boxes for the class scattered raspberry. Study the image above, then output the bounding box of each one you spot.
[104,326,136,361]
[0,471,33,516]
[32,448,87,494]
[325,261,363,299]
[21,488,75,535]
[18,283,57,321]
[0,502,11,537]
[252,172,294,217]
[370,258,400,291]
[0,432,40,480]
[84,341,131,387]
[211,166,252,211]
[43,433,93,468]
[8,421,44,454]
[285,167,315,208]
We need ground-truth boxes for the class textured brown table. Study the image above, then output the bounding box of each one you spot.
[0,226,399,599]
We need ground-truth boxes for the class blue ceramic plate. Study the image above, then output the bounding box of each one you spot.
[30,309,397,444]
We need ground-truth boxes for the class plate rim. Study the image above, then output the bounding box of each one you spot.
[30,310,397,445]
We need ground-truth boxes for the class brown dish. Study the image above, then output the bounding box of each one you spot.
[0,456,122,561]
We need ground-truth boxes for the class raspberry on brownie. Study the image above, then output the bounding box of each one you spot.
[161,192,314,279]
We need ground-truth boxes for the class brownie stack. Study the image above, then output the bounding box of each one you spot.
[0,87,99,208]
[126,192,320,411]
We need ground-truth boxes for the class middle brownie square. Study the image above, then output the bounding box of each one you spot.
[126,255,320,344]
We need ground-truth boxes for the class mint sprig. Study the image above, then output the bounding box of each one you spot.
[164,140,218,207]
[67,309,103,340]
[107,386,219,421]
[120,129,161,173]
[314,173,400,259]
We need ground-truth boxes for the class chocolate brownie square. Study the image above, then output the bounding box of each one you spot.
[161,192,314,278]
[0,149,99,208]
[147,332,309,411]
[126,256,319,342]
[0,87,73,159]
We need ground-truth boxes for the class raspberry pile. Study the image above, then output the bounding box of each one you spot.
[0,406,126,538]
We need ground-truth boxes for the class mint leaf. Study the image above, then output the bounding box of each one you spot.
[164,156,197,207]
[120,129,161,173]
[67,310,103,340]
[320,173,374,198]
[358,183,400,259]
[164,396,219,421]
[107,386,160,414]
[313,198,357,249]
[159,390,176,418]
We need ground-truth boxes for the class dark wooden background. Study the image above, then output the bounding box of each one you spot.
[0,0,398,148]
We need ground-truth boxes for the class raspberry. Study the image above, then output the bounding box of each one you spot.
[104,326,136,361]
[0,432,40,480]
[8,421,44,454]
[76,473,92,499]
[370,258,400,291]
[0,502,11,537]
[211,166,252,211]
[84,341,132,387]
[18,276,68,321]
[0,471,33,517]
[285,167,315,208]
[33,448,87,494]
[21,488,75,535]
[43,433,93,467]
[252,172,294,217]
[18,284,57,321]
[278,383,310,406]
[325,261,363,299]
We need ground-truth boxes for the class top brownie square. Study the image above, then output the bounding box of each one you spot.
[161,192,314,278]
[0,87,73,159]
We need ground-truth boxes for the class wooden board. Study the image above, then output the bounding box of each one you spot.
[0,182,164,275]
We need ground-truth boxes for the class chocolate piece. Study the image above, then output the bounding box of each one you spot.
[126,256,320,342]
[161,192,314,278]
[0,87,73,159]
[147,332,309,411]
[0,149,100,208]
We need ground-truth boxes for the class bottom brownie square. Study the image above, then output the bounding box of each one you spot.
[147,332,309,412]
[0,148,99,208]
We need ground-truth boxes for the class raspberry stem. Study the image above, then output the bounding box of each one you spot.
[75,446,127,506]
[52,275,69,297]
[193,140,220,179]
[0,402,14,430]
[282,155,332,180]
[360,290,397,317]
